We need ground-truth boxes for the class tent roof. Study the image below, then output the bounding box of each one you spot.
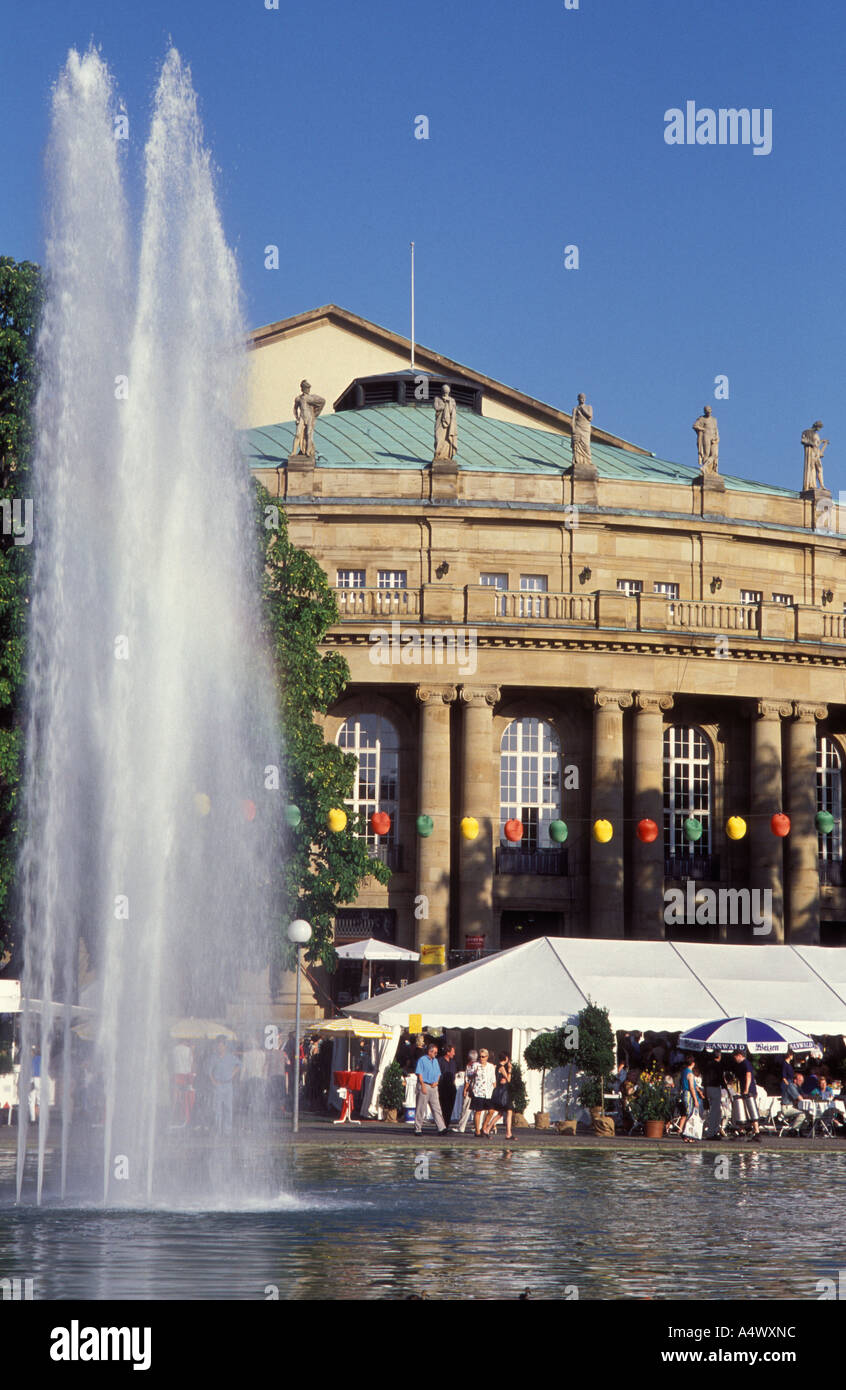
[342,937,846,1035]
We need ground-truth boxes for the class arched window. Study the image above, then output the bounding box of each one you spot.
[336,714,400,858]
[500,718,561,851]
[817,735,843,862]
[663,726,712,856]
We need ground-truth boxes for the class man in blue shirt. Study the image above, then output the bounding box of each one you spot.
[780,1050,794,1103]
[209,1037,240,1134]
[732,1049,761,1141]
[415,1043,448,1135]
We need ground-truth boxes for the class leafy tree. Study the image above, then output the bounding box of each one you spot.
[509,1060,528,1118]
[0,258,42,961]
[523,1031,563,1113]
[257,487,390,969]
[574,998,615,1113]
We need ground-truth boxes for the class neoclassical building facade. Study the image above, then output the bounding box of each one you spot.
[245,306,846,973]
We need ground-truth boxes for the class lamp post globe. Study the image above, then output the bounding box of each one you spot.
[287,919,311,1132]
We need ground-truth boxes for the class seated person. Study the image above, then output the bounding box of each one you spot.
[818,1078,835,1102]
[779,1073,811,1130]
[801,1071,821,1097]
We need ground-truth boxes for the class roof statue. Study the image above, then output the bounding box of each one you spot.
[693,406,719,474]
[291,379,325,458]
[571,393,593,470]
[802,421,829,492]
[433,383,457,462]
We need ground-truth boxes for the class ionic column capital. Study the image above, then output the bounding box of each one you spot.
[416,684,457,705]
[459,685,500,709]
[592,689,634,711]
[792,702,828,723]
[634,692,674,714]
[755,700,793,720]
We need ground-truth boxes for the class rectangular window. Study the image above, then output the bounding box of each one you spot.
[519,574,548,618]
[336,569,365,589]
[377,570,407,589]
[481,572,508,616]
[653,582,679,600]
[617,579,643,596]
[772,592,794,606]
[740,590,762,604]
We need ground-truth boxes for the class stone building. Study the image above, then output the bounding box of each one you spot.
[245,306,846,983]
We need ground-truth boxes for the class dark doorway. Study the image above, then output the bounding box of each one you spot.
[500,910,562,950]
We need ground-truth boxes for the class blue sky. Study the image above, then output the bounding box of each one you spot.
[2,0,844,485]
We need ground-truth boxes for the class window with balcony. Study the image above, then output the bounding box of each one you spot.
[617,579,643,597]
[818,735,843,882]
[771,593,794,606]
[654,582,680,600]
[377,570,407,589]
[337,714,401,869]
[498,717,567,874]
[663,726,715,878]
[740,590,762,604]
[337,569,365,588]
[481,572,508,617]
[519,574,548,618]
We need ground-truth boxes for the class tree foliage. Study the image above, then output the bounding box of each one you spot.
[574,998,615,1113]
[257,487,390,969]
[0,258,42,960]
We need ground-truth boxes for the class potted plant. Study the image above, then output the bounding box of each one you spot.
[631,1066,676,1137]
[378,1061,405,1122]
[574,999,616,1134]
[509,1062,529,1127]
[524,1031,562,1128]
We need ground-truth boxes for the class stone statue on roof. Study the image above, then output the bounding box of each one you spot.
[291,380,325,458]
[802,421,829,492]
[433,383,457,462]
[571,394,593,470]
[693,406,719,474]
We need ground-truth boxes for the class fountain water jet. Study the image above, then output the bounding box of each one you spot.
[17,47,282,1208]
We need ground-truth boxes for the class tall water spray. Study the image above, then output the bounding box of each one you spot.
[17,47,282,1206]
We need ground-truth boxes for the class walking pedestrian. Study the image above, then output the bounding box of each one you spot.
[732,1049,761,1141]
[452,1050,478,1132]
[702,1049,726,1139]
[438,1044,458,1129]
[414,1043,447,1134]
[471,1048,496,1136]
[483,1052,514,1138]
[209,1036,240,1134]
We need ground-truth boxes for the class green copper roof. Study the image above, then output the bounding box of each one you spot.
[242,405,798,497]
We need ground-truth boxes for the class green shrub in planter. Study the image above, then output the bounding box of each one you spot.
[578,1075,603,1110]
[378,1061,406,1115]
[509,1062,528,1118]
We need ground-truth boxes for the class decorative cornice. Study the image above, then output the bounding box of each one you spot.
[634,692,674,714]
[459,685,500,708]
[792,701,828,722]
[416,684,457,704]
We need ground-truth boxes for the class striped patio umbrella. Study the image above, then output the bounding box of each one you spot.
[678,1016,817,1055]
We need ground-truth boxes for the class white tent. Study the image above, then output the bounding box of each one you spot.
[344,937,846,1121]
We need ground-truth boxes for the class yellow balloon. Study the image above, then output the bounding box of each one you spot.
[460,816,479,841]
[327,807,347,832]
[726,815,747,840]
[593,819,613,844]
[194,793,211,817]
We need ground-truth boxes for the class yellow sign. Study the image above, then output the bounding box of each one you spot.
[420,945,445,965]
[409,1013,423,1035]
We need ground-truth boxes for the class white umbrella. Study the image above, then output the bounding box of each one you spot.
[335,938,419,998]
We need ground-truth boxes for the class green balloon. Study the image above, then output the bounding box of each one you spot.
[548,819,568,844]
[416,814,434,838]
[816,810,835,834]
[285,804,301,829]
[683,816,703,843]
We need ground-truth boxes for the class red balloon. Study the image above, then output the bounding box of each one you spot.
[241,799,256,822]
[370,811,391,836]
[770,812,790,838]
[504,818,523,843]
[637,818,659,843]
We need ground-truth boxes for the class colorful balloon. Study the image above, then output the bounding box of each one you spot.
[242,799,256,822]
[726,816,747,841]
[460,816,479,841]
[327,807,347,832]
[285,804,301,829]
[683,817,703,843]
[504,818,523,843]
[593,819,613,844]
[370,810,391,836]
[548,819,568,844]
[194,793,211,817]
[636,818,659,843]
[771,812,790,838]
[816,810,835,834]
[416,814,434,838]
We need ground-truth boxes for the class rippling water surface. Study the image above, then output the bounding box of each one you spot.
[1,1146,843,1300]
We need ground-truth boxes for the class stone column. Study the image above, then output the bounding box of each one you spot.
[590,690,632,938]
[786,702,826,944]
[415,685,456,977]
[750,701,790,943]
[458,685,500,952]
[633,693,673,939]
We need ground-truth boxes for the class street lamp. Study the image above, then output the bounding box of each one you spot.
[287,918,312,1133]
